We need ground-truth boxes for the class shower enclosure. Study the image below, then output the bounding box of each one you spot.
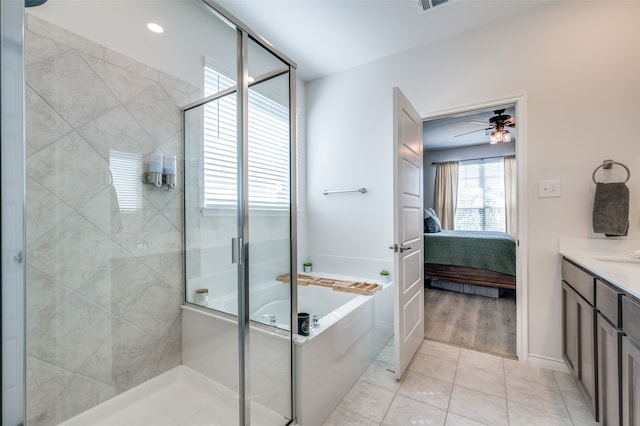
[1,0,296,424]
[182,8,297,426]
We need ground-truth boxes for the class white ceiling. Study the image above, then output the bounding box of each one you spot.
[423,106,516,150]
[216,0,541,82]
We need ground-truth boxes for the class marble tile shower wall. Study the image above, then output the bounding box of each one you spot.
[24,15,200,426]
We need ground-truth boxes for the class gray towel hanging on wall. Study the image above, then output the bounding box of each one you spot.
[591,160,631,237]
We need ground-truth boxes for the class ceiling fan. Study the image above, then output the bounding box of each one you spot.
[455,109,515,143]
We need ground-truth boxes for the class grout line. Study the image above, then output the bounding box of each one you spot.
[503,354,511,426]
[377,392,397,425]
[443,350,459,418]
[552,372,579,425]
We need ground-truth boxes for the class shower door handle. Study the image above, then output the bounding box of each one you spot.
[231,237,244,265]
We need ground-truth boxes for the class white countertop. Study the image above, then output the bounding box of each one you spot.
[559,238,640,300]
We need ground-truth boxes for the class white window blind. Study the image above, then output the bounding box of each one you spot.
[203,59,290,210]
[109,150,142,213]
[454,158,506,232]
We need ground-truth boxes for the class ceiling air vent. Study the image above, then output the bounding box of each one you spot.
[417,0,450,14]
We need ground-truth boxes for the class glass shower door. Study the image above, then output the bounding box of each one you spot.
[183,30,295,424]
[184,94,239,314]
[184,92,241,424]
[247,37,294,424]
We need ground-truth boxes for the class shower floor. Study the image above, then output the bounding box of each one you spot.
[58,366,286,426]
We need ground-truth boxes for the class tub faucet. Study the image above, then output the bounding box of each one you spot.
[312,313,326,328]
[262,314,277,327]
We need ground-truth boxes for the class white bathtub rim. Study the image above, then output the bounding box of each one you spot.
[181,304,292,341]
[181,301,346,346]
[182,276,393,346]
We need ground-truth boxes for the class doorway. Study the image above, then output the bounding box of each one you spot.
[421,98,527,359]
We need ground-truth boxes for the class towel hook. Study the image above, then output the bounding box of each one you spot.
[592,159,630,184]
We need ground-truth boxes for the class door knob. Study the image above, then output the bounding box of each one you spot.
[389,244,412,253]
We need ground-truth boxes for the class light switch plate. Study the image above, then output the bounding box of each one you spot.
[538,180,561,198]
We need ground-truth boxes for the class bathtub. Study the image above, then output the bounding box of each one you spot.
[181,273,393,426]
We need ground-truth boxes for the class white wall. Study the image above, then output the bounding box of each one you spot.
[305,1,640,361]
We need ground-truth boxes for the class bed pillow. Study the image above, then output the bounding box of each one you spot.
[424,208,442,233]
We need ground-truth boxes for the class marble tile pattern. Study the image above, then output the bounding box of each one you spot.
[24,15,199,426]
[324,339,598,426]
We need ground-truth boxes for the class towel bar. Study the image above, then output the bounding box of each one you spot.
[322,187,367,195]
[592,160,630,184]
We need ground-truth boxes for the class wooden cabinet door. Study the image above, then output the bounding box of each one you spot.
[577,292,597,417]
[622,336,640,426]
[598,313,622,425]
[563,282,579,375]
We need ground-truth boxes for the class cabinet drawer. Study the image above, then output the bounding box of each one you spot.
[562,259,595,304]
[596,279,622,327]
[622,296,640,344]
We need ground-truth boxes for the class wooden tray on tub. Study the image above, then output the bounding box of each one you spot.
[275,273,381,295]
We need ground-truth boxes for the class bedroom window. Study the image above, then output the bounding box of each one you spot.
[454,158,506,232]
[203,59,290,211]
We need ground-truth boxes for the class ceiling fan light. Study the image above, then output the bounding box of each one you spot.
[502,130,512,143]
[489,132,499,144]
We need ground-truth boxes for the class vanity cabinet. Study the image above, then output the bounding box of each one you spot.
[597,279,623,426]
[562,256,636,425]
[562,282,579,373]
[622,295,640,426]
[562,259,597,418]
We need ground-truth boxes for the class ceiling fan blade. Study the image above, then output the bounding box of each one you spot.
[454,127,492,137]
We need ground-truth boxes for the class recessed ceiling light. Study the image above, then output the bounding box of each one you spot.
[147,22,164,34]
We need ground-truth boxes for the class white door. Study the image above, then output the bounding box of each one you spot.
[392,87,424,379]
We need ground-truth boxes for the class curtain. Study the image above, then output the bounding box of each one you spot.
[504,155,517,237]
[434,161,459,230]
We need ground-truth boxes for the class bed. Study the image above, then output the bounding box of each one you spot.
[423,230,516,290]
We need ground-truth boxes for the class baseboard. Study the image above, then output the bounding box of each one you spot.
[527,353,570,373]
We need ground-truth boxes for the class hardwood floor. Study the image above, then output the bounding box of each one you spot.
[424,283,517,358]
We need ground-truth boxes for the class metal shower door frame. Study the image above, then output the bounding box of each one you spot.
[185,2,298,424]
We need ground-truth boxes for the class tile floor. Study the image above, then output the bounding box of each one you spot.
[323,339,598,426]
